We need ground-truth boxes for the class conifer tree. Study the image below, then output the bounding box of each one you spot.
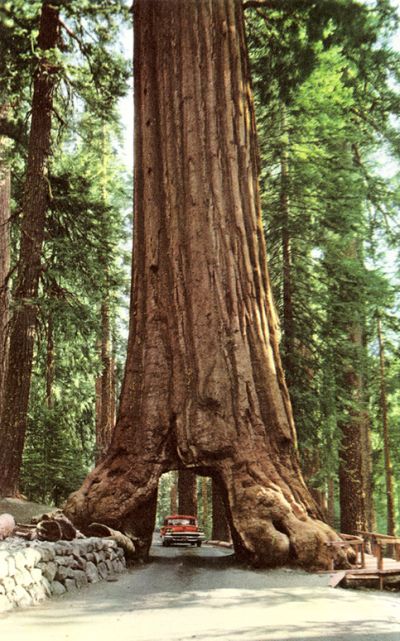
[0,0,130,498]
[0,0,61,497]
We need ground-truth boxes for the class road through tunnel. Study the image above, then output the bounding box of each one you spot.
[154,471,232,550]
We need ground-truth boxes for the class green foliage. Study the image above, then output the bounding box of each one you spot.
[21,401,94,506]
[247,0,400,528]
[19,108,131,502]
[1,1,131,503]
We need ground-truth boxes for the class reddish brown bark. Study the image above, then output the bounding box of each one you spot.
[377,317,396,536]
[302,449,327,517]
[178,470,197,515]
[361,410,376,532]
[279,103,295,385]
[46,315,54,409]
[327,478,335,528]
[95,127,116,463]
[339,322,368,535]
[338,239,371,535]
[65,0,340,568]
[95,301,114,463]
[0,1,60,497]
[212,478,230,542]
[0,162,10,406]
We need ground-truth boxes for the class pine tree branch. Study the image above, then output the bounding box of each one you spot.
[243,0,277,8]
[58,17,96,81]
[0,118,26,145]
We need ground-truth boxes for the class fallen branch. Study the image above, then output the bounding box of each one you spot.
[36,519,62,542]
[85,522,137,558]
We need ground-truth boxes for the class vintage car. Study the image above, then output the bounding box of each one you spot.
[160,514,205,547]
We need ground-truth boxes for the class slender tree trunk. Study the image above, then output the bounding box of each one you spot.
[178,469,197,515]
[338,241,369,535]
[201,477,209,532]
[110,353,117,427]
[66,0,340,569]
[279,103,295,385]
[361,410,376,531]
[0,162,10,406]
[377,316,396,536]
[212,478,230,541]
[339,324,368,534]
[0,1,60,497]
[46,315,54,409]
[95,300,114,462]
[278,105,325,504]
[95,356,102,448]
[327,478,335,528]
[95,128,115,463]
[170,472,178,514]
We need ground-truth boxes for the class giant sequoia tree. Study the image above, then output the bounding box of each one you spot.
[65,0,340,568]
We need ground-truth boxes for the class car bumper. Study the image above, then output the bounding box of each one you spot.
[163,535,205,544]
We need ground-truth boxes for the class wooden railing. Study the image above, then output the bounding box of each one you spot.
[326,530,400,571]
[325,533,365,570]
[357,531,400,570]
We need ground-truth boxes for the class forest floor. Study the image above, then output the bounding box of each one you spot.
[0,538,399,641]
[0,498,55,524]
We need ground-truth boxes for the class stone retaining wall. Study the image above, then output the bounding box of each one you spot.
[0,537,126,613]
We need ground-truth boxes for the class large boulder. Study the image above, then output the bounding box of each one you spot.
[0,513,16,540]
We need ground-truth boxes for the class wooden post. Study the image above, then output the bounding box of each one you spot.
[377,543,383,571]
[360,543,365,569]
[377,316,396,537]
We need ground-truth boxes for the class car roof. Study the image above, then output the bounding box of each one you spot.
[164,514,197,519]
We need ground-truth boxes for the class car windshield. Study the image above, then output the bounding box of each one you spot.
[166,518,195,526]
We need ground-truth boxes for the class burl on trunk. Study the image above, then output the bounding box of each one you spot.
[65,0,340,568]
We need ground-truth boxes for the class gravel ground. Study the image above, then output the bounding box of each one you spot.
[1,543,399,641]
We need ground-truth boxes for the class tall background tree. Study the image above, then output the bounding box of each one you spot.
[0,0,130,501]
[246,0,400,535]
[0,0,61,497]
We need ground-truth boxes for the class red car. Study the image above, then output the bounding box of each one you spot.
[160,514,205,547]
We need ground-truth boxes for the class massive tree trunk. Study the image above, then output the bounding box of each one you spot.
[65,0,340,568]
[0,1,60,497]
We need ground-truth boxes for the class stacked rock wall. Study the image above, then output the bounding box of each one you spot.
[0,537,126,612]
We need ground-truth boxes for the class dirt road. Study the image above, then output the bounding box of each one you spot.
[0,543,399,641]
